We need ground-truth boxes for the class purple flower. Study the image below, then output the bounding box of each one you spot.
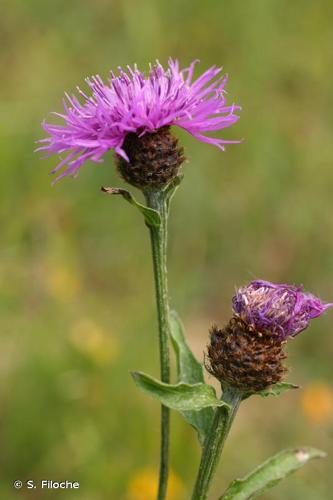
[232,280,333,339]
[37,59,240,182]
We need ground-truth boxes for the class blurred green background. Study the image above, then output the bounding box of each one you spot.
[1,0,333,498]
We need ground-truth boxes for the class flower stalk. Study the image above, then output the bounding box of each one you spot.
[145,188,171,500]
[38,55,331,500]
[191,387,242,500]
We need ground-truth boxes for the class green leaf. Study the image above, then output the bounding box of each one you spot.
[132,371,229,412]
[101,186,161,227]
[243,382,299,400]
[169,310,204,384]
[169,310,215,446]
[221,447,326,500]
[256,382,299,397]
[164,174,184,210]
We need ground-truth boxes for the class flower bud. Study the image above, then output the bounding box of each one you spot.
[207,318,286,392]
[207,280,332,392]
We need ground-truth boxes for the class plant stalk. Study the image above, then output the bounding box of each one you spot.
[145,189,171,500]
[191,387,242,500]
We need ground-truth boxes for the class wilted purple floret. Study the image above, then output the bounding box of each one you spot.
[37,59,240,181]
[232,280,333,339]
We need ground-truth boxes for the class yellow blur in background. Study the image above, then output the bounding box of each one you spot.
[127,468,184,500]
[301,382,333,425]
[70,318,118,367]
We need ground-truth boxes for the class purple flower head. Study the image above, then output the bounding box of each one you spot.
[232,280,333,340]
[37,59,240,182]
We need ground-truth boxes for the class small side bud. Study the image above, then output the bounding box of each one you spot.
[207,317,286,392]
[116,126,185,189]
[206,280,332,393]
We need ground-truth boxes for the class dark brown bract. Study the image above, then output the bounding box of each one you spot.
[116,126,185,189]
[207,317,287,392]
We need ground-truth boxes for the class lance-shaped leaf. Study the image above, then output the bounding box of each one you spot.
[101,186,161,228]
[170,310,204,384]
[169,310,214,446]
[164,174,184,210]
[221,447,326,500]
[132,371,229,413]
[242,382,299,400]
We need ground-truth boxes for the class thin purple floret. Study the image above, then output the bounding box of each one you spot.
[232,280,333,339]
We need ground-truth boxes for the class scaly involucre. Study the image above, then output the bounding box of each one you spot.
[37,59,240,181]
[232,280,333,339]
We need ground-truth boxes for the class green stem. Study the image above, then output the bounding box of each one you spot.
[191,387,242,500]
[145,189,171,500]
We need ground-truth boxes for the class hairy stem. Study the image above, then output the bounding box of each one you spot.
[191,388,242,500]
[145,189,171,500]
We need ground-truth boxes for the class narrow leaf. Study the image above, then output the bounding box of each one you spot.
[170,310,204,384]
[132,371,229,412]
[164,174,184,210]
[101,186,161,227]
[169,311,215,446]
[243,382,299,400]
[221,447,326,500]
